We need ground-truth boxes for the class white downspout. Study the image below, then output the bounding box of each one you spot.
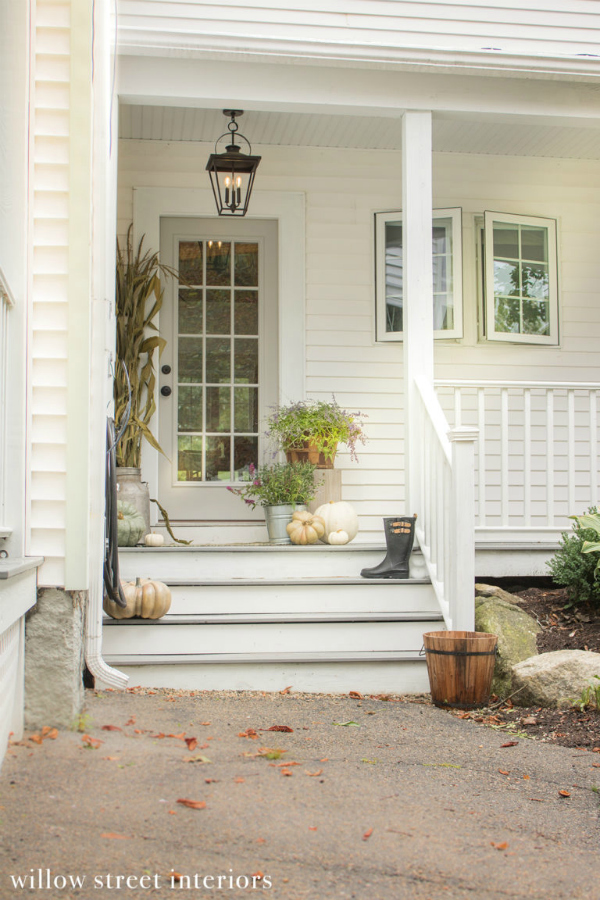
[85,578,128,689]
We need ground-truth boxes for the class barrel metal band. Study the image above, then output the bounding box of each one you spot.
[423,648,497,657]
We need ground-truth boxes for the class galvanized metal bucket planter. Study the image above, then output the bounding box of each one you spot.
[264,504,307,544]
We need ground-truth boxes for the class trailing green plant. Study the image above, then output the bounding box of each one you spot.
[227,462,321,510]
[266,397,367,462]
[114,225,177,468]
[571,675,600,712]
[547,506,600,607]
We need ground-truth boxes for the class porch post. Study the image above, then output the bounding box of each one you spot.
[402,111,433,514]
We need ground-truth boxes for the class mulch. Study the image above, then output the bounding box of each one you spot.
[454,586,600,749]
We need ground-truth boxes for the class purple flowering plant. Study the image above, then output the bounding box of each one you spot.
[266,397,367,463]
[227,461,321,510]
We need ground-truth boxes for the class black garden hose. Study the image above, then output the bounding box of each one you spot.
[104,417,127,608]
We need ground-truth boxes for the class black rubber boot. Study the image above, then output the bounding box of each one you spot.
[360,516,416,579]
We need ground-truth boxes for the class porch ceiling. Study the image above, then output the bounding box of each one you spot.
[119,104,600,160]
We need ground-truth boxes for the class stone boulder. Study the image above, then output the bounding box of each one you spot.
[475,594,541,698]
[475,583,522,605]
[511,650,600,708]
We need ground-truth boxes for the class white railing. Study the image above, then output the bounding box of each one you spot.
[0,276,12,539]
[436,381,600,533]
[413,377,477,630]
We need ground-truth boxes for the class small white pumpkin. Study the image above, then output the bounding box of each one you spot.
[328,529,350,545]
[286,510,326,545]
[315,501,359,544]
[144,532,165,547]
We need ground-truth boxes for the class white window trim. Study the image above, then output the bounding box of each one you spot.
[483,210,559,346]
[375,207,463,342]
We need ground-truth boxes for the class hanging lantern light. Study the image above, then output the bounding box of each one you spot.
[206,110,261,217]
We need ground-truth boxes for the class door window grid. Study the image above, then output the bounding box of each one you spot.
[176,240,259,483]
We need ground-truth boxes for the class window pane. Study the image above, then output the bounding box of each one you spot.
[233,436,259,480]
[494,260,519,297]
[234,290,259,335]
[234,338,258,384]
[493,224,519,260]
[178,435,203,482]
[432,256,448,293]
[494,296,521,333]
[523,300,550,336]
[234,242,258,286]
[206,436,231,481]
[179,289,203,334]
[206,289,231,334]
[521,226,547,263]
[434,294,452,330]
[386,296,403,333]
[206,337,231,383]
[234,386,258,432]
[178,337,203,383]
[178,241,203,284]
[521,263,548,300]
[206,386,231,432]
[206,241,231,286]
[432,221,450,254]
[178,385,203,431]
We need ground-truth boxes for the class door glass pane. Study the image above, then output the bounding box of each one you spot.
[234,387,258,432]
[206,289,231,334]
[178,241,203,284]
[178,337,203,383]
[234,338,258,384]
[179,289,203,334]
[234,290,258,335]
[206,241,231,286]
[206,386,231,432]
[234,242,258,286]
[206,337,231,383]
[206,436,231,481]
[178,435,203,482]
[178,385,203,431]
[233,436,258,480]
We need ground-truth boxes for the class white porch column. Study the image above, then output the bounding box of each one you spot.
[402,111,433,514]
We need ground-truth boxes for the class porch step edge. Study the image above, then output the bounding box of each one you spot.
[104,650,427,665]
[103,611,444,626]
[141,577,431,587]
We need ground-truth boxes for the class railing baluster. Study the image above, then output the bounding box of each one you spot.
[501,388,509,527]
[546,390,555,527]
[524,388,531,527]
[591,392,598,506]
[477,388,486,527]
[568,390,575,514]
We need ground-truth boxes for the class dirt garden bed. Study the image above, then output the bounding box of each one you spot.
[455,585,600,749]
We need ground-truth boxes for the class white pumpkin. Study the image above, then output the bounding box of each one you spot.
[328,529,350,545]
[103,577,172,620]
[286,510,326,545]
[315,501,359,544]
[144,532,165,547]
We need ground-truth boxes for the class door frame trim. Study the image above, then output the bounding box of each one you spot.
[132,187,305,522]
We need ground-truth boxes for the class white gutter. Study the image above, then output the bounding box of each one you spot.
[85,578,128,689]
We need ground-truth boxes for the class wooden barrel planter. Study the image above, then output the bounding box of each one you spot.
[423,630,498,710]
[285,443,336,469]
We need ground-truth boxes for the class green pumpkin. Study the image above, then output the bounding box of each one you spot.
[117,501,146,546]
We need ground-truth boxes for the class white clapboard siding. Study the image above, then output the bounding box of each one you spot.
[118,140,600,538]
[117,0,600,61]
[29,0,72,585]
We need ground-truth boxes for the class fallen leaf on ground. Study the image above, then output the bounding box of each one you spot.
[255,838,266,844]
[176,799,207,810]
[276,761,300,767]
[529,798,544,802]
[101,725,122,732]
[309,826,317,831]
[169,873,183,882]
[125,716,136,726]
[558,790,571,798]
[349,691,363,699]
[101,833,130,840]
[251,872,264,880]
[333,722,360,727]
[592,763,600,768]
[81,735,103,749]
[102,756,119,761]
[500,741,519,748]
[234,777,245,783]
[205,779,217,784]
[280,686,292,695]
[41,727,58,739]
[183,755,211,764]
[523,775,530,780]
[306,769,323,777]
[201,722,211,726]
[168,811,176,815]
[362,828,373,841]
[491,842,508,850]
[167,733,186,740]
[320,757,329,762]
[29,734,43,745]
[238,728,259,740]
[280,768,293,776]
[521,717,538,725]
[498,770,509,776]
[361,758,378,765]
[257,748,287,760]
[265,725,294,733]
[184,737,198,751]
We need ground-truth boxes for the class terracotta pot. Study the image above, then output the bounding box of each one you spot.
[285,442,336,469]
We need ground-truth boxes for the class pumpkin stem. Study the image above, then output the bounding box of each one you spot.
[135,577,142,587]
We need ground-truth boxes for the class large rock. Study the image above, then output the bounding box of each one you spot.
[511,650,600,708]
[475,583,522,605]
[475,595,541,697]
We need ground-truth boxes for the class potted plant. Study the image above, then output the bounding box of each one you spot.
[228,462,321,543]
[266,398,367,469]
[113,225,175,532]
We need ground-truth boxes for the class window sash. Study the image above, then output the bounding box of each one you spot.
[375,208,463,342]
[483,211,558,345]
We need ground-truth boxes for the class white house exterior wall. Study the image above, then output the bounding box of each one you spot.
[118,139,600,538]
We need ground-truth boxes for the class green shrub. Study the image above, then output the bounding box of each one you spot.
[547,506,600,606]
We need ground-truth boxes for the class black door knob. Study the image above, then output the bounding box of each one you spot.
[160,385,172,397]
[161,364,171,375]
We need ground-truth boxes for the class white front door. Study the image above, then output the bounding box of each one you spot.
[158,217,278,521]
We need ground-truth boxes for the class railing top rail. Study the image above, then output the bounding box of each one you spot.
[415,375,452,464]
[435,380,600,391]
